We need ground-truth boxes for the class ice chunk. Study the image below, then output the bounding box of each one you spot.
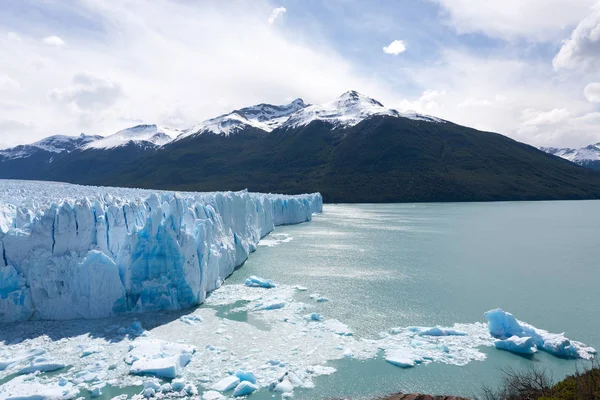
[272,377,294,393]
[257,302,285,310]
[244,275,277,289]
[0,375,79,399]
[408,326,467,337]
[235,369,257,384]
[0,347,45,371]
[203,390,225,400]
[180,314,203,325]
[385,348,423,368]
[485,308,596,359]
[494,336,537,355]
[309,313,324,321]
[233,381,259,396]
[211,375,240,392]
[127,339,196,379]
[17,357,66,374]
[171,378,186,391]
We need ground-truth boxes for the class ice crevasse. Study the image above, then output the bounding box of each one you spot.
[0,180,322,322]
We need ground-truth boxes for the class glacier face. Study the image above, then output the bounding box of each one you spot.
[0,180,322,323]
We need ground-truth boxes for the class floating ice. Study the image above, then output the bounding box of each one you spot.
[127,339,196,379]
[235,369,257,384]
[385,348,422,368]
[244,276,277,289]
[0,180,322,322]
[180,315,203,325]
[407,326,468,337]
[17,357,66,374]
[211,375,240,391]
[203,390,225,399]
[485,308,596,359]
[0,375,79,400]
[0,348,45,371]
[233,380,259,396]
[494,336,537,355]
[257,233,293,247]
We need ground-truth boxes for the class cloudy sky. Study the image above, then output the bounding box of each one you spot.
[1,0,600,149]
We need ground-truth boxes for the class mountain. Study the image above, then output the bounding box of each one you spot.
[178,98,307,138]
[3,91,600,202]
[540,143,600,171]
[0,134,103,180]
[85,124,181,149]
[0,133,101,161]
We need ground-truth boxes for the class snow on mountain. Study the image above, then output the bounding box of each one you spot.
[281,90,444,129]
[3,91,445,153]
[180,98,307,138]
[0,179,322,322]
[541,143,600,163]
[84,124,182,150]
[0,134,101,160]
[282,90,399,129]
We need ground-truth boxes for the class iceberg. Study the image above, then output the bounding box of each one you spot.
[485,308,596,359]
[244,275,277,289]
[211,375,240,392]
[494,336,537,355]
[385,348,423,368]
[126,339,196,379]
[0,180,322,322]
[233,381,259,396]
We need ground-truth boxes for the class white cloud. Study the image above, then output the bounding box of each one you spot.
[457,97,493,108]
[382,40,406,55]
[268,7,286,25]
[397,89,446,112]
[48,73,123,111]
[553,5,600,70]
[521,108,571,126]
[436,0,596,41]
[584,82,600,102]
[42,35,66,46]
[0,75,20,90]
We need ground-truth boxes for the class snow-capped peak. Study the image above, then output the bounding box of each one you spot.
[180,98,308,139]
[281,90,400,129]
[541,143,600,163]
[84,124,181,150]
[0,134,102,160]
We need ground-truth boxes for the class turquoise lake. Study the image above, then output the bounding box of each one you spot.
[223,201,600,399]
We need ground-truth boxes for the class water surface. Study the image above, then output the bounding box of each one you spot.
[225,201,600,399]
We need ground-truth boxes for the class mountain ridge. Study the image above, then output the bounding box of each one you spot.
[2,91,600,203]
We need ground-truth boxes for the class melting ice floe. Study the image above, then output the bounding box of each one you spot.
[1,278,594,399]
[485,308,596,359]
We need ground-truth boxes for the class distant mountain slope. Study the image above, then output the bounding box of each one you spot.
[3,91,600,203]
[541,143,600,171]
[108,115,600,202]
[85,124,181,149]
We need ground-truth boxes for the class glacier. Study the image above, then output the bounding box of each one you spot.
[0,180,322,323]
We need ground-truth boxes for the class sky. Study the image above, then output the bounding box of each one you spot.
[0,0,600,149]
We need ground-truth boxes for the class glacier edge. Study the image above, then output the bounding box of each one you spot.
[0,180,322,322]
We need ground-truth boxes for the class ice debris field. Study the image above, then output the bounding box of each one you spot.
[0,181,596,399]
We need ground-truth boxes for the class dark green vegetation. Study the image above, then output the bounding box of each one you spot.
[4,116,600,202]
[481,365,600,400]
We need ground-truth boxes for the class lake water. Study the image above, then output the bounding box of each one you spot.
[1,201,598,399]
[224,201,600,399]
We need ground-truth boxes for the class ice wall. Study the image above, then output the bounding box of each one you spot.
[0,180,322,322]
